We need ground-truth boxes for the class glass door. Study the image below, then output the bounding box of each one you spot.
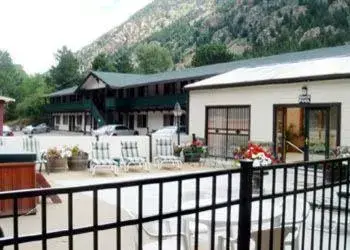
[304,108,330,161]
[275,107,287,162]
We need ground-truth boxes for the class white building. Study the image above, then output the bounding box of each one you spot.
[186,48,350,162]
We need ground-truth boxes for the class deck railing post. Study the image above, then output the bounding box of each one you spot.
[148,133,152,163]
[237,159,253,250]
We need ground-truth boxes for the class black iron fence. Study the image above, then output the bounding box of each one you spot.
[0,157,349,250]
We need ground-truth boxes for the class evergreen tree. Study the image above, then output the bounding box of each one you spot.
[91,53,115,72]
[49,46,81,90]
[16,74,52,120]
[135,43,173,74]
[113,48,134,73]
[0,50,27,120]
[192,43,233,67]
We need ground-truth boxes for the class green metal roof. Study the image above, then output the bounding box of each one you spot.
[48,86,78,97]
[93,44,350,88]
[49,45,350,96]
[91,71,147,87]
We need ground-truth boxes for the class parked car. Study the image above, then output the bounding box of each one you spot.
[22,123,50,134]
[2,125,14,136]
[109,124,138,136]
[153,126,187,135]
[92,125,116,136]
[22,125,33,134]
[152,126,188,145]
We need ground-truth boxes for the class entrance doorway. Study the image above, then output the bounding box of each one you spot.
[128,114,134,130]
[68,115,75,132]
[273,103,340,163]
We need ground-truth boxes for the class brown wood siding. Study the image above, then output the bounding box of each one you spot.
[0,162,36,217]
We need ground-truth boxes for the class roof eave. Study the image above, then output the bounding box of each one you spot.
[109,73,217,89]
[75,71,111,92]
[186,73,350,91]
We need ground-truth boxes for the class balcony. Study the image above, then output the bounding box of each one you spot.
[106,93,188,111]
[44,100,91,113]
[105,97,128,110]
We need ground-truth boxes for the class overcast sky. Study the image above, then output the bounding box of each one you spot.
[0,0,152,74]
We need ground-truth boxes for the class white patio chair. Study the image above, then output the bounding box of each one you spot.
[154,138,182,169]
[283,197,311,250]
[124,209,190,250]
[22,136,47,172]
[182,191,214,248]
[90,141,119,176]
[120,141,149,171]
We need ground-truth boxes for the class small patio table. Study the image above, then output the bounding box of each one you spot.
[182,199,283,247]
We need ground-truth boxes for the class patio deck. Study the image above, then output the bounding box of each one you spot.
[1,161,349,250]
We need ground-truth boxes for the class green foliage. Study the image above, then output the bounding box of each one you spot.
[15,75,53,120]
[49,46,81,90]
[113,48,134,73]
[91,53,115,72]
[0,50,27,120]
[135,43,174,74]
[130,0,350,68]
[0,50,53,122]
[192,43,233,67]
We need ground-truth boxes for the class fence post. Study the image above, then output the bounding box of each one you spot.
[237,159,253,250]
[148,133,152,163]
[0,226,3,250]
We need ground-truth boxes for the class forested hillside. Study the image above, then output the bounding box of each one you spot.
[78,0,350,70]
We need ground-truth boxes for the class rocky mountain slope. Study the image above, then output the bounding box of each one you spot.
[77,0,350,70]
[76,0,216,70]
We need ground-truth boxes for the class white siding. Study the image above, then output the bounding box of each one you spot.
[53,112,91,132]
[81,75,106,90]
[131,111,172,135]
[148,111,167,132]
[189,79,350,145]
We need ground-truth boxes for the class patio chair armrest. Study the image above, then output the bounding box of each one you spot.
[161,232,188,238]
[217,235,237,243]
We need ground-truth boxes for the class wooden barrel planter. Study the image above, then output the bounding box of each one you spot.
[47,158,68,172]
[68,153,89,171]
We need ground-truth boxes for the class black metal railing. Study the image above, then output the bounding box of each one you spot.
[0,157,349,250]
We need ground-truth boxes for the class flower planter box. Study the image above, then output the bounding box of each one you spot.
[184,152,201,162]
[47,158,68,172]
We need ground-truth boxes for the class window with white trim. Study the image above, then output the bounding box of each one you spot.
[55,116,60,125]
[63,115,68,125]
